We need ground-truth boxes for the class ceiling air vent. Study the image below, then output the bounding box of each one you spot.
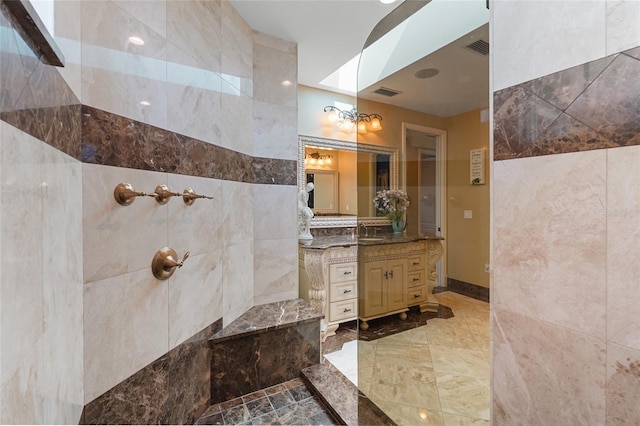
[465,39,489,56]
[373,87,401,97]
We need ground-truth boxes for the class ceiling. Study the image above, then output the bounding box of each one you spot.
[229,0,489,118]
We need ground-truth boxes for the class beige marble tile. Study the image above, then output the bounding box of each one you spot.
[81,0,166,58]
[167,0,221,73]
[167,173,223,256]
[368,361,441,412]
[253,239,298,306]
[493,151,607,339]
[83,269,169,402]
[605,342,640,424]
[375,400,444,426]
[53,0,81,98]
[425,318,483,351]
[166,42,223,146]
[1,124,44,382]
[42,144,82,329]
[221,0,252,93]
[492,308,606,425]
[252,30,297,55]
[0,342,43,424]
[436,373,489,421]
[112,0,167,38]
[41,307,83,424]
[168,250,223,349]
[82,164,168,284]
[222,180,253,247]
[442,413,489,426]
[81,64,167,130]
[374,337,433,370]
[222,241,253,326]
[606,145,640,350]
[81,0,167,127]
[606,1,640,55]
[252,42,297,108]
[429,345,489,380]
[220,86,253,156]
[252,184,297,241]
[253,101,297,160]
[492,0,606,91]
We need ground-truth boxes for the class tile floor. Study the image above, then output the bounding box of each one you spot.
[194,378,338,425]
[326,291,490,425]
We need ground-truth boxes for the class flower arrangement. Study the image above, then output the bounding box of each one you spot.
[374,189,410,221]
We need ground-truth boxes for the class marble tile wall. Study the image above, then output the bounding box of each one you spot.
[492,2,640,422]
[0,3,84,423]
[1,0,299,424]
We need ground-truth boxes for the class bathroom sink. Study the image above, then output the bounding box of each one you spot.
[358,237,386,242]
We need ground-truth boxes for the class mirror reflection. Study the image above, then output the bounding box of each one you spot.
[298,135,398,227]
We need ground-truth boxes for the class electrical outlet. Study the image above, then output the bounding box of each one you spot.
[464,210,473,219]
[484,263,490,273]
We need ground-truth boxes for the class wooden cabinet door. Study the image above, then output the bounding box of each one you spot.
[386,258,408,312]
[361,260,387,317]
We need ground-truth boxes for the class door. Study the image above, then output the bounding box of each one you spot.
[419,151,437,235]
[361,260,387,317]
[386,258,408,311]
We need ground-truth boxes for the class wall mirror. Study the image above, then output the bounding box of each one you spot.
[298,135,398,228]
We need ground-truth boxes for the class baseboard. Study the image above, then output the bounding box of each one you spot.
[445,278,490,303]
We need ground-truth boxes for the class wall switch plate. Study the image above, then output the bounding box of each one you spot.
[464,210,473,219]
[484,263,490,273]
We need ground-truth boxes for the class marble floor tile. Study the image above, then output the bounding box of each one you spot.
[322,291,490,425]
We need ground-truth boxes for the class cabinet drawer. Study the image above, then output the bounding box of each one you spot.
[330,263,357,283]
[407,271,425,288]
[407,286,427,304]
[330,299,357,322]
[408,255,425,271]
[330,281,357,302]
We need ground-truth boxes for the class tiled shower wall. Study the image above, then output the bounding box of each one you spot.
[0,1,298,424]
[491,1,640,423]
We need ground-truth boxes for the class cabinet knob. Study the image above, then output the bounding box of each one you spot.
[343,271,352,275]
[413,277,420,282]
[413,261,420,265]
[343,289,352,294]
[413,294,420,298]
[343,308,352,313]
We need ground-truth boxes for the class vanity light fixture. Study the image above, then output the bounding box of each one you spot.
[305,151,333,166]
[323,106,383,134]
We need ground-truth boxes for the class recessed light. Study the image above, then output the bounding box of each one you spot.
[140,100,151,106]
[281,80,293,87]
[128,36,145,46]
[379,0,397,4]
[414,68,439,79]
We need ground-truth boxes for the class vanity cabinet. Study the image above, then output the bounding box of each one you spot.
[299,244,357,341]
[358,239,443,330]
[359,258,407,323]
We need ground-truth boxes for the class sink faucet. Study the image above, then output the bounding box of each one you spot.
[359,223,368,238]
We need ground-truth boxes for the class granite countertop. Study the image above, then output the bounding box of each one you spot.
[299,234,444,249]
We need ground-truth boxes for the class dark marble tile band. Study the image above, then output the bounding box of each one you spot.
[81,105,296,185]
[494,48,640,161]
[82,319,222,425]
[1,1,295,186]
[446,278,490,303]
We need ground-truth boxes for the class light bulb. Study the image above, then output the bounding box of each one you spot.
[370,117,382,131]
[357,121,367,134]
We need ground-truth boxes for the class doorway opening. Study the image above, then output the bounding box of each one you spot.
[402,123,447,287]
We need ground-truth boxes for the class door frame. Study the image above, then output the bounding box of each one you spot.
[401,123,447,287]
